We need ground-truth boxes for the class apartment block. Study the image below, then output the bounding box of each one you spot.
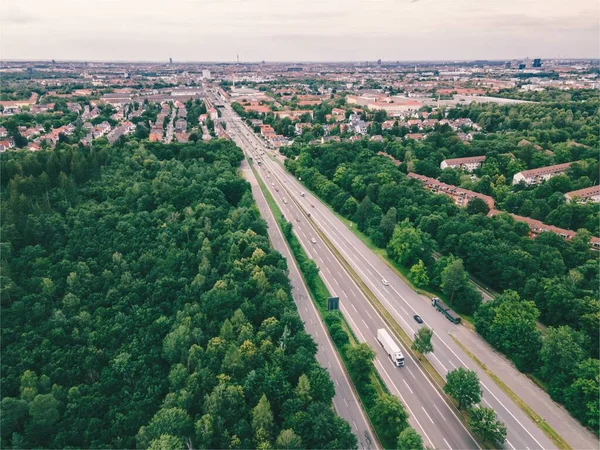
[440,155,486,172]
[565,185,600,203]
[408,172,495,209]
[512,162,574,185]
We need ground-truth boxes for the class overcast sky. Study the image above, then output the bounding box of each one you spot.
[1,0,598,62]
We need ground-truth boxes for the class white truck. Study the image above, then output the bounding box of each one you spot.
[377,328,405,367]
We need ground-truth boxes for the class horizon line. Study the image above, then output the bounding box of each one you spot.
[1,57,599,65]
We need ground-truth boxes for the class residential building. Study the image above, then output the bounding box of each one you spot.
[512,162,574,185]
[488,209,600,249]
[295,123,312,135]
[440,155,486,172]
[565,185,600,203]
[408,172,495,209]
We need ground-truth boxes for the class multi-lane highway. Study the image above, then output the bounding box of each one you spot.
[218,100,480,449]
[213,89,596,450]
[239,158,377,449]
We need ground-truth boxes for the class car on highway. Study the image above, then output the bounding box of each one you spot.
[296,218,300,222]
[275,188,279,192]
[382,279,390,286]
[300,192,306,197]
[311,238,317,244]
[413,315,423,324]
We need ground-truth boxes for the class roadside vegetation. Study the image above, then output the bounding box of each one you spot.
[283,122,599,433]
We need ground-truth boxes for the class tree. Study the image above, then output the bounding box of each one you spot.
[466,197,490,215]
[474,291,542,372]
[26,393,60,443]
[295,374,312,404]
[397,427,424,450]
[371,393,409,443]
[441,258,468,303]
[148,434,186,450]
[379,207,397,245]
[539,326,588,400]
[564,359,600,429]
[252,394,274,437]
[387,220,434,267]
[409,260,430,287]
[345,343,375,383]
[412,327,433,355]
[444,368,482,410]
[274,429,302,449]
[136,407,193,448]
[469,407,506,446]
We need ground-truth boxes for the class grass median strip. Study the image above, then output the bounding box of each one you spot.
[450,335,572,450]
[250,162,387,448]
[291,177,570,444]
[299,204,490,449]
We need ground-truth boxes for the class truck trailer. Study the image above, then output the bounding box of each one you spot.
[376,328,405,367]
[432,297,461,324]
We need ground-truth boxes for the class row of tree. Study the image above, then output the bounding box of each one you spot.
[1,139,358,448]
[284,141,599,431]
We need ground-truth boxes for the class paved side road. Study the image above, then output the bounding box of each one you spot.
[239,158,377,450]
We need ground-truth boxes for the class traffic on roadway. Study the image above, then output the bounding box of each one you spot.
[212,90,557,450]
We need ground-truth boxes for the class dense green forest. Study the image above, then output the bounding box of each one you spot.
[284,141,599,430]
[1,140,357,449]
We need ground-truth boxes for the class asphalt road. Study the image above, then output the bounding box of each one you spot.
[221,105,479,450]
[239,146,377,449]
[215,92,598,450]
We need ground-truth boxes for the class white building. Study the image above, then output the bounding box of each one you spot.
[440,156,486,172]
[512,162,574,186]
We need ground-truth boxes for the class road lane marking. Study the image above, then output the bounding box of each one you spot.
[422,407,435,424]
[351,303,358,313]
[480,381,545,449]
[443,438,452,449]
[431,354,449,374]
[361,319,369,329]
[506,440,516,450]
[403,379,414,394]
[344,397,349,407]
[300,190,534,447]
[434,404,446,420]
[375,359,435,449]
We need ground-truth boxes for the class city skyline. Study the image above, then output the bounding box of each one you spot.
[2,0,598,61]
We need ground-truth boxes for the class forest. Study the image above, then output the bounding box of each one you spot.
[1,140,357,449]
[284,141,599,431]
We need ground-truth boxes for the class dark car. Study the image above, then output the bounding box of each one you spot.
[413,315,423,324]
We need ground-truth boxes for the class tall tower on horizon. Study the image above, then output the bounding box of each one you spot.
[237,52,240,64]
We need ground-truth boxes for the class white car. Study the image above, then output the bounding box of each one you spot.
[300,192,306,197]
[311,238,317,244]
[382,279,390,286]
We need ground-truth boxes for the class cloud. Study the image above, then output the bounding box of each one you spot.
[1,6,38,25]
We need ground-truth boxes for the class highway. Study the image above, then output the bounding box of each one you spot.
[218,101,480,450]
[212,89,598,450]
[239,158,377,449]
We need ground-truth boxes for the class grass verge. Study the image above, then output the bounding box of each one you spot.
[289,174,569,442]
[450,336,572,450]
[279,216,403,449]
[292,195,491,449]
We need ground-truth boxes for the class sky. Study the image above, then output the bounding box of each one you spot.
[1,0,598,62]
